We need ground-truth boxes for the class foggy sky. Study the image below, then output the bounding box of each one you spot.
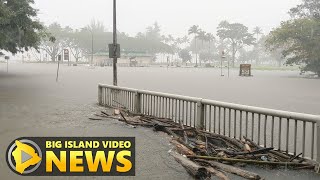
[34,0,302,37]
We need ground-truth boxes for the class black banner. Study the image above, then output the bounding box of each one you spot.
[6,137,135,176]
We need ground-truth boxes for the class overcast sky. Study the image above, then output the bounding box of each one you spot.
[34,0,302,37]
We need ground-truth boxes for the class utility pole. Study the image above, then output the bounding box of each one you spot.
[113,0,118,86]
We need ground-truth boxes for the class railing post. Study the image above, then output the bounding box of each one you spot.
[196,99,205,130]
[316,121,320,170]
[135,91,141,114]
[98,85,102,105]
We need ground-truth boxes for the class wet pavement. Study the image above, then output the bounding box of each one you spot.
[0,62,319,179]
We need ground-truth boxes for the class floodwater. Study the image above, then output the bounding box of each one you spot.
[0,62,319,179]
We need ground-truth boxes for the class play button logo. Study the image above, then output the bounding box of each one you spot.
[7,139,42,174]
[21,150,33,163]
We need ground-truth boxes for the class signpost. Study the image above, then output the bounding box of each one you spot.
[221,51,226,77]
[64,49,70,66]
[5,56,9,73]
[56,55,61,82]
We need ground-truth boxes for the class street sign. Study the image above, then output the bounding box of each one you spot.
[5,56,9,60]
[64,49,69,61]
[239,64,252,76]
[58,55,62,61]
[108,44,120,58]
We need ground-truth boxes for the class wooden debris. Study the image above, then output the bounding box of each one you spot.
[196,159,261,180]
[205,166,230,180]
[90,109,317,179]
[170,139,196,156]
[189,155,314,168]
[88,117,103,121]
[170,152,210,179]
[101,111,110,116]
[114,109,120,115]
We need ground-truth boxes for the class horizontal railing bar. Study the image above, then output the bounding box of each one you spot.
[138,89,200,103]
[100,84,320,123]
[99,84,137,93]
[201,99,320,123]
[99,84,200,102]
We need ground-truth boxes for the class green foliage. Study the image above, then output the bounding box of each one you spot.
[217,21,255,46]
[266,0,320,75]
[40,21,173,62]
[199,51,214,63]
[0,0,44,54]
[178,49,192,63]
[217,21,255,67]
[266,18,320,74]
[289,0,320,18]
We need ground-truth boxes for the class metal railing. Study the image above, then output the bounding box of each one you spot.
[98,84,320,163]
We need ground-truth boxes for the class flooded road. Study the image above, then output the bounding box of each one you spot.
[0,62,319,179]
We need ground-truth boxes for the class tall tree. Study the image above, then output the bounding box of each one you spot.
[253,27,263,64]
[146,22,162,41]
[188,25,200,66]
[0,0,44,54]
[179,48,192,65]
[289,0,320,18]
[253,27,263,41]
[40,23,66,62]
[217,21,255,67]
[266,0,320,75]
[197,30,207,66]
[205,33,215,62]
[266,18,320,75]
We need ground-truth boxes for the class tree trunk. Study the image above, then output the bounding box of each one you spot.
[195,36,198,67]
[51,54,56,62]
[277,60,282,67]
[170,152,210,179]
[170,140,195,156]
[232,44,236,68]
[196,159,261,180]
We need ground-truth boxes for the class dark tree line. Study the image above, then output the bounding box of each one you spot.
[266,0,320,75]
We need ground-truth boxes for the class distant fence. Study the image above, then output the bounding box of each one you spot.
[98,84,320,163]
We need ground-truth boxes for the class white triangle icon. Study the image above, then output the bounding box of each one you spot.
[21,150,32,163]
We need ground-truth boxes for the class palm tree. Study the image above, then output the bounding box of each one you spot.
[205,33,215,51]
[206,33,215,63]
[253,27,263,65]
[253,27,263,41]
[197,30,207,66]
[188,25,200,66]
[181,36,189,44]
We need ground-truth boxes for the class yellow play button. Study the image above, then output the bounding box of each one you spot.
[11,140,42,174]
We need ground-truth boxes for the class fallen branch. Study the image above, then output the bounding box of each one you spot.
[201,131,244,150]
[196,159,261,180]
[188,155,314,167]
[222,147,273,156]
[205,166,230,180]
[88,117,103,121]
[243,136,291,161]
[101,111,110,116]
[170,152,210,179]
[170,139,196,156]
[289,153,302,162]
